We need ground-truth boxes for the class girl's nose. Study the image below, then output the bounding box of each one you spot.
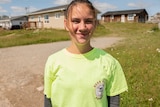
[79,21,86,30]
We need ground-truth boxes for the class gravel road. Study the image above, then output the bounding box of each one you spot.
[0,37,123,107]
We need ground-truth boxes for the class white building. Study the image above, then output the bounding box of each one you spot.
[148,13,160,23]
[0,15,28,29]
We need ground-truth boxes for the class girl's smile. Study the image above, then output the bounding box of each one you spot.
[65,3,96,46]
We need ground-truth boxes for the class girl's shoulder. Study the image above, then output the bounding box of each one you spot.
[94,48,119,65]
[94,48,115,59]
[48,49,65,58]
[46,48,66,64]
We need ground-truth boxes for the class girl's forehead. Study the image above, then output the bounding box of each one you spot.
[72,3,90,12]
[70,4,94,18]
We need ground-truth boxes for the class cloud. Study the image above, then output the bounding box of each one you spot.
[93,1,117,12]
[28,6,38,12]
[128,3,137,7]
[128,2,149,8]
[9,6,38,16]
[11,6,25,13]
[51,0,117,19]
[53,0,71,5]
[52,0,117,13]
[10,6,27,16]
[0,0,11,4]
[0,6,7,13]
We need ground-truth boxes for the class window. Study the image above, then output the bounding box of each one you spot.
[38,16,41,22]
[44,15,49,23]
[30,16,34,20]
[128,14,134,20]
[110,15,114,19]
[55,13,61,19]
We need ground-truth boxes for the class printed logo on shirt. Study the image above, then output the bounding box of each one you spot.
[94,81,105,99]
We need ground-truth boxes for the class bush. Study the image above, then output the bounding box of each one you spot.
[151,26,159,31]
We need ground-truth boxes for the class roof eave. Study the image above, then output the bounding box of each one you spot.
[28,8,66,16]
[0,19,10,22]
[101,9,148,17]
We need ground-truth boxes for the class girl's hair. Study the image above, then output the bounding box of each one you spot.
[65,0,97,19]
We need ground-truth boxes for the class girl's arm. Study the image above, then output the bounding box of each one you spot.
[44,95,52,107]
[107,95,120,107]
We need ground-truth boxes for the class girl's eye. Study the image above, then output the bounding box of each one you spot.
[71,19,94,24]
[72,19,80,24]
[85,20,93,24]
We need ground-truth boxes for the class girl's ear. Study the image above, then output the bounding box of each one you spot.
[64,19,69,31]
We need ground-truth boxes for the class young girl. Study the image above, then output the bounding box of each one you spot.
[44,0,128,107]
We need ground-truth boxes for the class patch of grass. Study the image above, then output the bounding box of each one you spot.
[93,24,111,37]
[151,26,159,31]
[0,24,107,48]
[0,29,16,37]
[0,29,70,48]
[103,22,157,37]
[103,23,160,106]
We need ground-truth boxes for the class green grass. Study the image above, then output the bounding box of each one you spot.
[0,24,108,48]
[0,29,70,48]
[103,23,160,106]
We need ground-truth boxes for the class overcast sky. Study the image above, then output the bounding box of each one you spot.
[0,0,160,17]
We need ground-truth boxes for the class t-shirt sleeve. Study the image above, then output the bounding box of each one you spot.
[44,57,55,98]
[106,59,128,96]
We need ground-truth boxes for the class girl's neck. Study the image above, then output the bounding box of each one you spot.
[67,42,93,54]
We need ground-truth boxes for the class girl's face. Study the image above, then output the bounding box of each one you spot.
[65,3,96,46]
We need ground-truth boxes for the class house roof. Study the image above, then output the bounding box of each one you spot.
[29,4,101,15]
[0,15,28,22]
[29,5,68,15]
[10,15,28,20]
[101,9,148,17]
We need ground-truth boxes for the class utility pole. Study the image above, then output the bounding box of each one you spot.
[25,7,29,14]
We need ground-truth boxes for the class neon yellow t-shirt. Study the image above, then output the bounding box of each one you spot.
[44,48,128,107]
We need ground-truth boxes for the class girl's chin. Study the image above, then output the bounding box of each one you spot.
[71,34,91,45]
[76,39,90,45]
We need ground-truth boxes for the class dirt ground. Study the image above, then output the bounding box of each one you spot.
[0,37,123,107]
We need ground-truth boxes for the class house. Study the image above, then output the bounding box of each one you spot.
[148,12,160,23]
[101,9,148,23]
[28,4,100,29]
[28,5,68,29]
[0,15,28,29]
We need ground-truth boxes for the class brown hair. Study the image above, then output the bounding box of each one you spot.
[65,0,97,19]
